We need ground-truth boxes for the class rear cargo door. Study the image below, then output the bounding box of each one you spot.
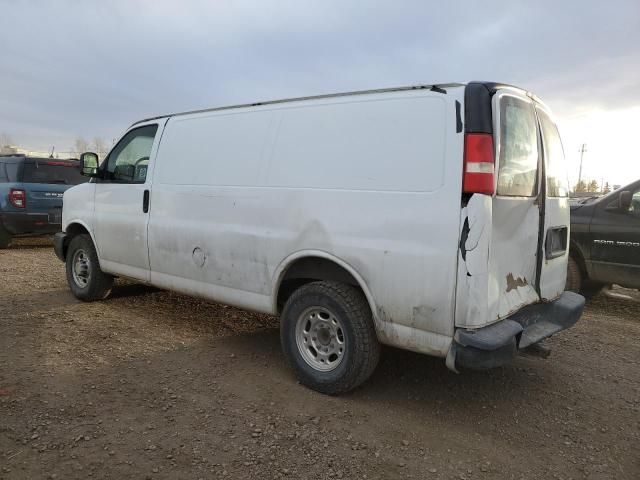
[536,106,570,299]
[488,91,542,319]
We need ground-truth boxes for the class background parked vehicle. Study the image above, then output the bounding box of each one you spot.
[0,155,87,248]
[566,179,640,295]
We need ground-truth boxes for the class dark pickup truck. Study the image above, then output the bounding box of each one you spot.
[567,179,640,294]
[0,155,87,248]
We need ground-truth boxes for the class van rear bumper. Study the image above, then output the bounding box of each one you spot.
[53,232,67,261]
[1,211,61,235]
[453,291,585,370]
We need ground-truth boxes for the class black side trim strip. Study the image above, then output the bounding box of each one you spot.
[455,100,463,133]
[430,85,447,94]
[464,82,494,134]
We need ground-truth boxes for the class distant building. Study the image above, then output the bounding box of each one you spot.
[0,145,19,155]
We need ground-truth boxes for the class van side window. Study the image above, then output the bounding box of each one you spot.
[497,97,538,197]
[538,110,568,197]
[104,125,158,184]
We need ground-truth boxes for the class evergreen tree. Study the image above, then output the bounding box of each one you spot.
[573,180,587,193]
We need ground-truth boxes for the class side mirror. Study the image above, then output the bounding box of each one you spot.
[619,190,632,211]
[79,152,99,176]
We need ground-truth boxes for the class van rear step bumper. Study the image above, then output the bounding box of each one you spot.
[454,291,585,370]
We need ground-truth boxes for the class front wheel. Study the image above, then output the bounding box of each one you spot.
[565,255,604,299]
[565,256,582,293]
[65,234,113,301]
[280,281,380,395]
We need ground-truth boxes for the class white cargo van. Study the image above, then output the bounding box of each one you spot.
[55,82,584,394]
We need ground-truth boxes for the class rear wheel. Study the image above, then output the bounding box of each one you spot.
[65,234,113,301]
[280,281,380,395]
[0,226,12,249]
[566,255,604,299]
[581,281,605,299]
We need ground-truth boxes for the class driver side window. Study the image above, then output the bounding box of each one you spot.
[105,124,158,184]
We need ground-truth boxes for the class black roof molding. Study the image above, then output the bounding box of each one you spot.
[464,81,543,135]
[464,82,494,134]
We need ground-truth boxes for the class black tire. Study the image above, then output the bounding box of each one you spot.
[581,281,605,299]
[65,234,113,301]
[280,281,380,395]
[565,256,582,293]
[0,226,12,249]
[566,255,604,299]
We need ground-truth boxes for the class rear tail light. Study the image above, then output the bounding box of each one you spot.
[9,188,26,208]
[463,133,495,195]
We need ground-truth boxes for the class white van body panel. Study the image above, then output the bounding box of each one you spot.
[535,104,570,301]
[61,182,97,243]
[146,89,465,355]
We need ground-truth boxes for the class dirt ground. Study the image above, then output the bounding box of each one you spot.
[1,238,639,480]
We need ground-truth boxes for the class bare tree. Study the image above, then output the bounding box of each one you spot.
[573,180,587,193]
[73,137,90,158]
[0,132,13,147]
[587,180,599,193]
[92,137,109,159]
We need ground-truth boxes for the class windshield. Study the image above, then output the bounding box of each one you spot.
[22,161,87,185]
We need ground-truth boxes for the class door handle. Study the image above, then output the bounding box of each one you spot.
[143,189,150,213]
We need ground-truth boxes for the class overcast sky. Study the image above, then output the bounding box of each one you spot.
[1,0,639,186]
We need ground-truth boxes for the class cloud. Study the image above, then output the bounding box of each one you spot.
[0,0,639,154]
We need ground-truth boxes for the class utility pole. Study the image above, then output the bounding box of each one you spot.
[578,143,587,185]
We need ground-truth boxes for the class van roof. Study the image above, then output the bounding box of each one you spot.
[130,82,468,127]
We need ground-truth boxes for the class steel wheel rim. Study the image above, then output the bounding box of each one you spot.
[295,306,346,372]
[71,249,91,288]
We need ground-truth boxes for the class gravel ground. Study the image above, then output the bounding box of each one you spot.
[1,237,639,479]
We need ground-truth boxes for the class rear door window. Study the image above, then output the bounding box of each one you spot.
[22,161,86,185]
[497,96,539,197]
[0,163,7,182]
[537,109,568,197]
[5,162,21,182]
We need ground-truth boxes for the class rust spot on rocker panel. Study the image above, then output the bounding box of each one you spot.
[506,273,528,292]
